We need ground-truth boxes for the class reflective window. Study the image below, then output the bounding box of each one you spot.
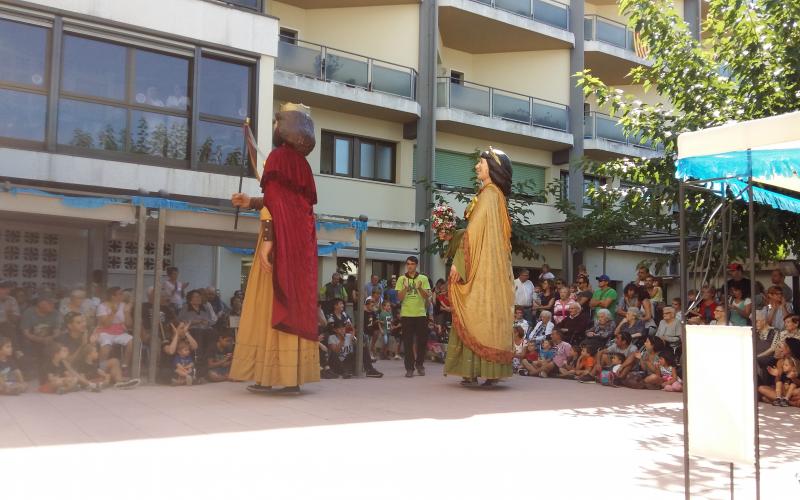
[375,144,393,181]
[199,57,250,119]
[0,19,48,88]
[61,36,126,100]
[0,89,46,141]
[196,120,244,167]
[359,142,375,178]
[57,99,127,151]
[131,111,189,160]
[334,138,351,175]
[134,50,190,111]
[225,0,260,10]
[321,131,395,183]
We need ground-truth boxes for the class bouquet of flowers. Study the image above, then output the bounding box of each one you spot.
[431,203,456,241]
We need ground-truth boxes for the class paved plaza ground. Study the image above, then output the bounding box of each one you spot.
[2,359,798,499]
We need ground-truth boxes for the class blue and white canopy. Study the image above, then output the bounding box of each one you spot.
[676,111,800,214]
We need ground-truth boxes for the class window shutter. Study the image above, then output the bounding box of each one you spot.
[434,149,475,190]
[513,162,547,197]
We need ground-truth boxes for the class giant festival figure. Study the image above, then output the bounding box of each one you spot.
[229,103,320,394]
[444,148,515,387]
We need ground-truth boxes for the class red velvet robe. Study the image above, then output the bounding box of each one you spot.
[260,144,318,342]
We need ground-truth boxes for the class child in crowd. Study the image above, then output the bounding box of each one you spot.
[70,343,139,391]
[427,319,446,362]
[574,344,597,382]
[519,338,555,376]
[364,298,379,362]
[513,307,530,338]
[511,326,527,373]
[0,337,26,395]
[389,309,403,360]
[658,349,682,392]
[172,341,196,386]
[38,342,79,394]
[610,353,625,376]
[377,301,393,360]
[768,348,798,407]
[206,333,234,382]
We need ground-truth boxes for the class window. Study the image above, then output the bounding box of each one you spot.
[196,56,253,168]
[321,131,396,183]
[279,28,298,45]
[0,18,49,144]
[221,0,261,11]
[450,70,464,84]
[57,34,190,161]
[560,171,607,208]
[372,260,401,282]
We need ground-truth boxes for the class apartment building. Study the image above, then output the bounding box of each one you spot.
[0,0,700,301]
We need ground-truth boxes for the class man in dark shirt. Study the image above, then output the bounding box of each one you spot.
[575,276,593,316]
[726,263,752,298]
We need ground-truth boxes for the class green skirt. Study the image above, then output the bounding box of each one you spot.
[444,332,513,380]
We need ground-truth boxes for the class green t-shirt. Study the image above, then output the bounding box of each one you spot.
[592,287,618,318]
[396,273,431,318]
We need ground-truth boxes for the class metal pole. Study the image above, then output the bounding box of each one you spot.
[354,215,368,377]
[679,182,691,500]
[722,198,729,317]
[148,208,166,383]
[131,205,147,380]
[747,170,761,500]
[730,462,735,500]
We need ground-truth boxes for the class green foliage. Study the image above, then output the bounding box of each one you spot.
[574,0,800,264]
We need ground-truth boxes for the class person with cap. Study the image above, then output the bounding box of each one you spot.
[229,102,321,394]
[0,281,20,339]
[726,263,752,298]
[590,275,618,319]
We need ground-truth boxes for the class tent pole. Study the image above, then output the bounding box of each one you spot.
[679,182,690,500]
[747,169,761,500]
[148,208,166,383]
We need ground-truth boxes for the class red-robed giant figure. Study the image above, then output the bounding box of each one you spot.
[229,103,320,394]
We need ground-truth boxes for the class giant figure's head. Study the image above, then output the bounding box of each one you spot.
[479,147,513,197]
[273,102,315,156]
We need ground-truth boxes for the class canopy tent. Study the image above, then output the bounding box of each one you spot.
[676,110,800,211]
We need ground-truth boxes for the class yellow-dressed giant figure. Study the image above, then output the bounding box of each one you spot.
[444,148,515,387]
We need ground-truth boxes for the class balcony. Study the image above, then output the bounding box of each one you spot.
[584,15,651,84]
[439,0,574,53]
[436,78,573,150]
[583,112,662,160]
[274,39,420,121]
[273,0,418,7]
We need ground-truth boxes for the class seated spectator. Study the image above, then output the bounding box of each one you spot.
[571,343,597,381]
[758,338,800,406]
[557,302,590,346]
[205,287,228,319]
[762,314,800,362]
[207,333,234,382]
[172,341,196,386]
[658,349,682,392]
[536,330,573,378]
[511,326,527,372]
[0,280,21,339]
[755,310,779,384]
[59,288,96,332]
[764,285,793,330]
[20,295,61,369]
[527,310,554,345]
[623,336,664,389]
[326,299,352,333]
[687,285,718,325]
[326,313,383,379]
[646,276,663,305]
[595,331,638,380]
[671,298,683,322]
[69,343,138,391]
[655,307,681,347]
[584,308,615,349]
[513,307,530,337]
[158,322,197,385]
[552,286,576,325]
[709,305,730,325]
[38,342,79,394]
[427,318,446,363]
[179,289,216,374]
[61,312,96,359]
[143,286,178,347]
[96,287,134,371]
[434,281,452,332]
[615,307,647,345]
[0,336,26,395]
[519,338,554,376]
[728,283,752,326]
[616,282,642,323]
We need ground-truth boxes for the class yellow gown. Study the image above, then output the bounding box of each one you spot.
[229,207,320,387]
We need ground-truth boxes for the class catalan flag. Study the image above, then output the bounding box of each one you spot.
[634,31,649,59]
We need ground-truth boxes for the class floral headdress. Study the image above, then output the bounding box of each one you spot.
[431,203,456,234]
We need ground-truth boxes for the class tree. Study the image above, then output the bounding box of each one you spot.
[575,0,800,265]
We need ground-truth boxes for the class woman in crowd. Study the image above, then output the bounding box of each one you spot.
[765,285,793,330]
[584,308,615,349]
[445,148,515,387]
[654,306,681,347]
[533,279,556,319]
[178,289,216,376]
[552,286,576,326]
[59,288,96,332]
[95,287,134,372]
[755,309,778,384]
[528,310,554,345]
[615,307,646,346]
[728,283,752,326]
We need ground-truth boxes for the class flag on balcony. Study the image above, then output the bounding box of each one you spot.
[634,31,649,59]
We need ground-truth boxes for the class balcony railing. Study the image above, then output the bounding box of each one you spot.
[584,15,636,53]
[469,0,570,31]
[437,77,569,132]
[584,111,657,150]
[276,39,417,100]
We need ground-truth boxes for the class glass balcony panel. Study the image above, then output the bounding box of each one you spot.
[583,115,594,139]
[372,64,413,98]
[532,101,567,131]
[493,92,530,124]
[595,115,626,143]
[584,17,594,41]
[325,52,368,89]
[472,0,493,5]
[277,41,320,78]
[449,83,490,116]
[596,19,628,48]
[627,30,635,52]
[437,80,449,108]
[533,0,569,30]
[495,0,531,16]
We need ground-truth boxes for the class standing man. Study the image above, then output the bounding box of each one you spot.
[635,265,651,287]
[726,263,751,298]
[396,256,431,378]
[590,274,618,319]
[319,273,348,316]
[575,275,594,316]
[770,269,792,302]
[162,267,188,313]
[513,269,536,325]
